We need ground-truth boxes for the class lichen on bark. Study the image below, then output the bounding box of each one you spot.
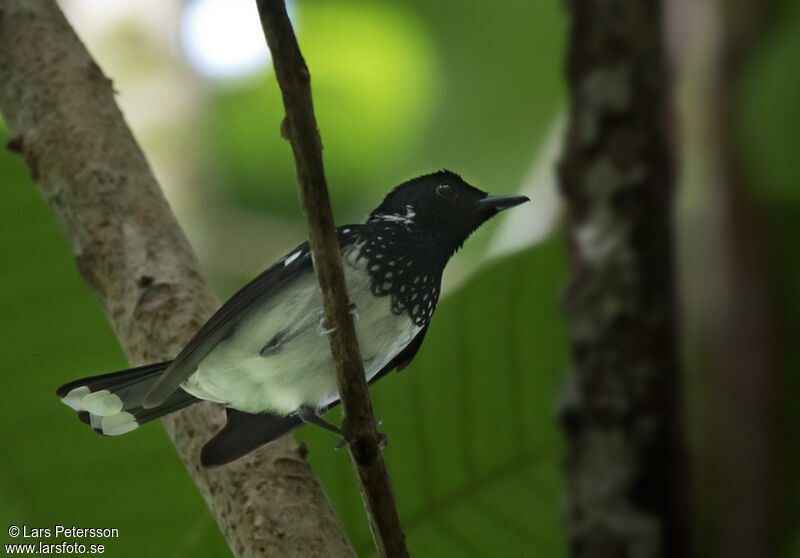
[557,1,691,557]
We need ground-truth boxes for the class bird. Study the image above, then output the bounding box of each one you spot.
[56,170,529,467]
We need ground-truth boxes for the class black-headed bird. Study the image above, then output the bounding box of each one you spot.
[57,170,529,466]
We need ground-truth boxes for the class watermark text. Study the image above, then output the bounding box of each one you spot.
[5,525,119,555]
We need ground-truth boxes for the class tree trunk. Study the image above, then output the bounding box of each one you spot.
[0,2,356,557]
[557,1,691,557]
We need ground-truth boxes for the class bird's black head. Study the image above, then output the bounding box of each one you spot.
[358,170,529,326]
[368,170,529,257]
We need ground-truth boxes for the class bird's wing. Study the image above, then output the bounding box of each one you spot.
[143,226,363,408]
[199,325,429,466]
[201,409,303,466]
[371,323,429,378]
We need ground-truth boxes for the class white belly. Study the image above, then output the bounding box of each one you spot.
[181,256,421,414]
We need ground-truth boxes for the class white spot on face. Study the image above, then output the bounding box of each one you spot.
[371,204,416,231]
[342,228,350,233]
[284,250,302,266]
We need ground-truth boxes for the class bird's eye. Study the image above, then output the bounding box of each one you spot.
[435,184,454,199]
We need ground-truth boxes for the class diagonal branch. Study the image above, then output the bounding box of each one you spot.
[255,1,408,556]
[0,2,355,557]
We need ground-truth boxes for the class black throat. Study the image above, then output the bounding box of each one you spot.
[355,218,449,327]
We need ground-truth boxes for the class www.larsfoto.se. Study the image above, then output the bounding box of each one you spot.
[4,541,106,555]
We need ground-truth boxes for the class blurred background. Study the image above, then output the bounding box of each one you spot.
[0,0,796,557]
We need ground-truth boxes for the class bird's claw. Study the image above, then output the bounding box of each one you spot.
[333,430,388,450]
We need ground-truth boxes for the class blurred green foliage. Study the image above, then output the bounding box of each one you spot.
[0,0,800,558]
[736,2,800,554]
[0,121,230,556]
[0,124,568,555]
[0,0,567,556]
[299,238,568,555]
[210,1,440,216]
[5,0,796,554]
[736,0,800,202]
[203,0,564,222]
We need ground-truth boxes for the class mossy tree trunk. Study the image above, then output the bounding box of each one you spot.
[557,1,692,557]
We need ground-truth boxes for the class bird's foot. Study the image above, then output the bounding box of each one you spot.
[333,422,387,450]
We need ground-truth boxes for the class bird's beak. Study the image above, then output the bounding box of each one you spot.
[478,194,530,212]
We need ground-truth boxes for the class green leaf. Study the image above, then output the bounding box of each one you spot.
[299,236,570,557]
[0,0,568,553]
[736,0,800,202]
[0,126,229,558]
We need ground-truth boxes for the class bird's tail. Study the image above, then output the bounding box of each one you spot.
[56,361,198,436]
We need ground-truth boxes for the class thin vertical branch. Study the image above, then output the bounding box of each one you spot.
[254,1,409,557]
[0,2,355,557]
[557,0,692,557]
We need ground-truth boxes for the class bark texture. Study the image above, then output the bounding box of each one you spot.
[255,2,408,556]
[557,1,691,557]
[0,3,355,557]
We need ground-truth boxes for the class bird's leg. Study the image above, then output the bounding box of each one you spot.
[348,301,359,321]
[297,408,388,450]
[375,420,388,448]
[333,431,389,450]
[317,302,359,336]
[297,407,343,438]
